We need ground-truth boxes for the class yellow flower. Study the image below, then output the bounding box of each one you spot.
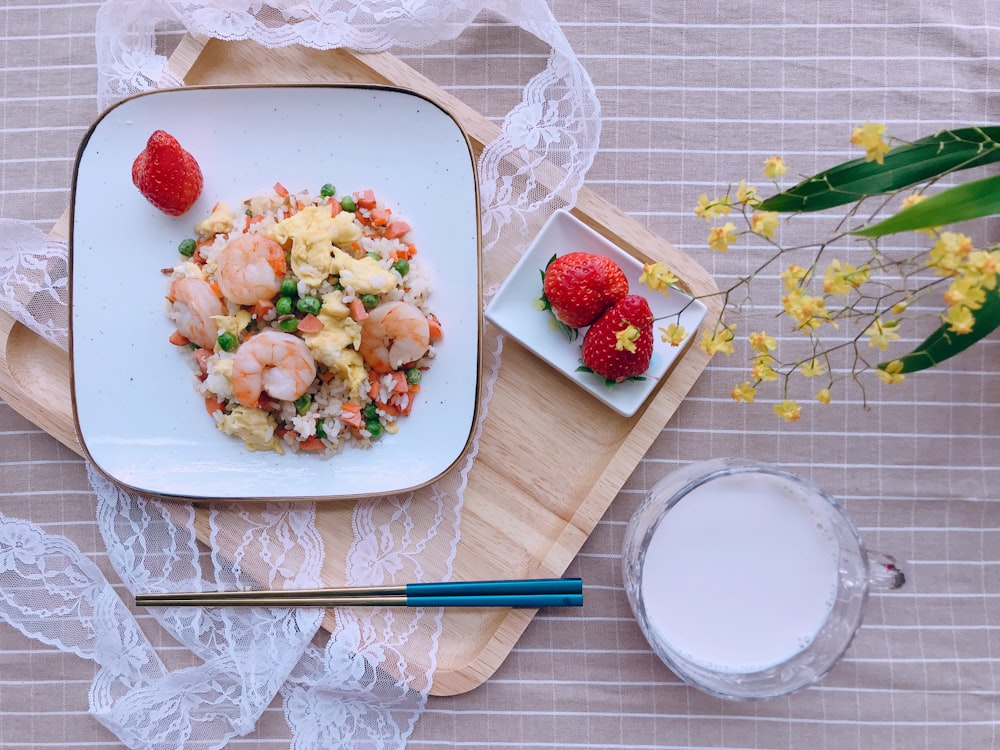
[708,222,738,253]
[615,325,640,353]
[850,121,891,164]
[780,263,809,292]
[815,388,831,405]
[731,381,757,403]
[763,156,788,179]
[659,323,687,346]
[750,356,779,381]
[944,276,987,311]
[782,289,832,331]
[694,193,732,221]
[877,359,906,385]
[822,259,869,295]
[750,211,780,239]
[774,399,801,422]
[800,359,826,378]
[865,319,900,350]
[736,179,761,206]
[942,304,975,335]
[927,232,973,276]
[639,262,679,293]
[748,331,777,353]
[966,249,1000,281]
[698,323,736,356]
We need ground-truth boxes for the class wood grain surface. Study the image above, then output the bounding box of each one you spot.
[0,37,720,695]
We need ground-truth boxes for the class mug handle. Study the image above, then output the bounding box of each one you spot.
[869,552,906,590]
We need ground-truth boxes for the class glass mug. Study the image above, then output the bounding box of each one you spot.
[622,458,905,701]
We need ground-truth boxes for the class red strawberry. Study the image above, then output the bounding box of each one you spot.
[131,130,203,216]
[540,252,629,331]
[579,294,654,384]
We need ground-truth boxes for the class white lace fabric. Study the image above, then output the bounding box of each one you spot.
[0,2,599,748]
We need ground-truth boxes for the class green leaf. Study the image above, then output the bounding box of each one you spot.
[758,126,1000,213]
[879,281,1000,373]
[853,173,1000,238]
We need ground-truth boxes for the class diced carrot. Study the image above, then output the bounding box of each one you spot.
[328,198,342,217]
[168,330,190,346]
[205,395,225,416]
[252,299,275,320]
[274,182,289,198]
[368,371,382,401]
[319,369,335,383]
[406,243,417,257]
[297,313,324,333]
[354,189,376,209]
[389,389,414,416]
[370,207,391,227]
[340,403,364,428]
[384,220,411,240]
[354,211,371,227]
[298,436,327,451]
[391,371,409,394]
[348,297,368,321]
[351,241,363,257]
[426,314,443,340]
[376,400,399,416]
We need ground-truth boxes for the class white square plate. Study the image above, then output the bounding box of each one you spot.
[71,85,481,501]
[484,210,706,417]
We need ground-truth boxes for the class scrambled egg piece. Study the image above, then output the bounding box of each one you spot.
[266,206,362,288]
[194,202,236,238]
[202,354,235,401]
[212,310,252,343]
[173,260,208,281]
[318,289,351,319]
[332,248,397,295]
[216,406,284,453]
[303,311,366,398]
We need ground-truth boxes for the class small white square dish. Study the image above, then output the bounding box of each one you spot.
[70,85,481,501]
[484,209,707,417]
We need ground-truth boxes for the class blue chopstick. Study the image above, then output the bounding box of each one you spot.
[135,578,584,609]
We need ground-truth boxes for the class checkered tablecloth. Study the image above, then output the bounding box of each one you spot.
[2,2,998,748]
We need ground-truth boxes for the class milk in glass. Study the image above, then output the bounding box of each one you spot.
[640,471,841,673]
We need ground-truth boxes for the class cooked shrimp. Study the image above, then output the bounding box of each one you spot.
[168,277,225,349]
[359,300,430,373]
[215,233,287,305]
[232,330,317,408]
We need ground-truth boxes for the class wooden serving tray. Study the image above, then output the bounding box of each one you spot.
[0,36,720,695]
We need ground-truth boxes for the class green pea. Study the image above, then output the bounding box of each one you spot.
[217,331,238,352]
[405,367,422,385]
[178,238,197,257]
[332,281,344,292]
[296,296,322,315]
[362,402,379,421]
[340,195,358,212]
[392,259,410,277]
[316,419,327,439]
[280,278,298,297]
[319,183,336,197]
[245,207,253,217]
[360,293,379,311]
[366,252,381,261]
[275,296,294,316]
[365,419,383,439]
[294,394,311,416]
[278,317,299,333]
